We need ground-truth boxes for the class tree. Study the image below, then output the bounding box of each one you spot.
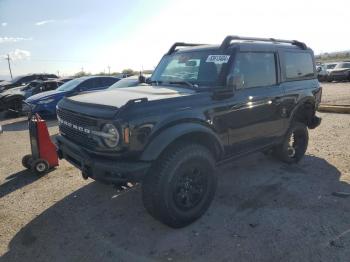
[122,69,135,75]
[143,69,154,74]
[74,71,91,77]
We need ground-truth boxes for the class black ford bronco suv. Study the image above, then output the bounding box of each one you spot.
[56,36,322,228]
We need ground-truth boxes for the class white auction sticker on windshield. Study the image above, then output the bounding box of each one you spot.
[206,55,230,64]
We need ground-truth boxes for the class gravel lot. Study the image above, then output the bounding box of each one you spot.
[321,82,350,105]
[0,83,350,262]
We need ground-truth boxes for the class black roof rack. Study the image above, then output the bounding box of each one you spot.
[167,42,205,55]
[220,35,307,50]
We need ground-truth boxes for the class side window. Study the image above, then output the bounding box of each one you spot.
[105,78,118,86]
[231,52,277,89]
[44,82,58,91]
[284,52,314,80]
[32,86,42,94]
[79,79,97,90]
[97,78,108,87]
[19,76,32,84]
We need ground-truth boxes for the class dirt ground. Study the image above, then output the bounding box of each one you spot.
[321,82,350,105]
[0,83,350,262]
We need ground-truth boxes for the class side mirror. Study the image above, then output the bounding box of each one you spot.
[227,73,246,90]
[185,60,197,67]
[226,74,237,92]
[138,75,146,83]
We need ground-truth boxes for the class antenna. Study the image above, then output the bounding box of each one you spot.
[6,54,13,80]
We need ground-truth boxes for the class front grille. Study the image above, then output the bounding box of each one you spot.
[57,108,99,148]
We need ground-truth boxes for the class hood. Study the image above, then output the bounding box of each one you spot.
[0,80,12,87]
[26,89,67,103]
[331,68,350,73]
[68,85,195,108]
[1,86,25,96]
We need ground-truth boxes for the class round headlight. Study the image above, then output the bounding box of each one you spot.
[101,123,120,148]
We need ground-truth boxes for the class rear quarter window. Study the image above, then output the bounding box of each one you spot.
[284,52,315,80]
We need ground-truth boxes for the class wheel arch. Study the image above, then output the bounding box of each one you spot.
[140,123,224,162]
[289,97,319,128]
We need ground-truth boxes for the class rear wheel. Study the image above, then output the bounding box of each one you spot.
[142,142,217,228]
[273,122,308,164]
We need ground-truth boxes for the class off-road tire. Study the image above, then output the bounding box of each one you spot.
[273,122,308,164]
[142,142,217,228]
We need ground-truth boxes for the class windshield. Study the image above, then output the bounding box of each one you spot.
[151,50,229,88]
[9,75,24,84]
[57,78,84,92]
[336,63,350,69]
[22,81,42,91]
[326,64,337,69]
[108,78,139,89]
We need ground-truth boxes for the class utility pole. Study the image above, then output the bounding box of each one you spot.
[6,54,13,80]
[108,65,111,75]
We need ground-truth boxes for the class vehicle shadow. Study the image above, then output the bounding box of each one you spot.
[2,154,350,262]
[1,119,57,132]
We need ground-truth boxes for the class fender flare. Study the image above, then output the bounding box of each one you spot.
[289,96,315,121]
[140,122,224,161]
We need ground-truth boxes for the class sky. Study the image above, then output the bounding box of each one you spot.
[0,0,350,79]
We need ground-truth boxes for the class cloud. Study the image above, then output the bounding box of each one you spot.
[1,22,7,27]
[0,37,32,43]
[1,49,31,61]
[35,20,55,26]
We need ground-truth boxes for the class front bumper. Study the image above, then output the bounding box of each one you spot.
[330,74,348,81]
[22,102,56,116]
[56,135,151,184]
[22,102,33,113]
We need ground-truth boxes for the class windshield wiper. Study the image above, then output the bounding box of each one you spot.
[168,81,198,88]
[149,80,198,89]
[149,80,163,86]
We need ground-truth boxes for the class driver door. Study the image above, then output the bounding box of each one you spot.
[223,51,286,154]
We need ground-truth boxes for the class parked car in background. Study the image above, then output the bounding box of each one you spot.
[327,62,350,82]
[316,63,338,82]
[107,74,151,89]
[316,64,328,82]
[24,76,119,117]
[0,73,58,92]
[0,78,71,113]
[57,77,74,83]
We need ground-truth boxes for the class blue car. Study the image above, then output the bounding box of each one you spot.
[24,76,119,116]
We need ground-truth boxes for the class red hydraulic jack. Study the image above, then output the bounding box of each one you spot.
[22,113,59,174]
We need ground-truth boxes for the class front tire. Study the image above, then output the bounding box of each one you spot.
[142,142,217,228]
[273,122,308,164]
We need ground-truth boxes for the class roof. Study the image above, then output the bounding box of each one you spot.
[77,75,120,80]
